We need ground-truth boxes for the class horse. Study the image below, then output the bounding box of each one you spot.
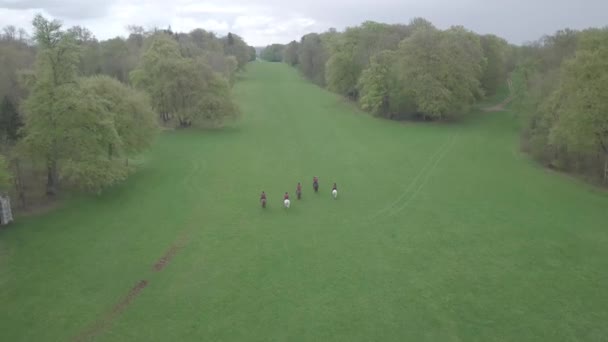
[284,199,291,208]
[313,181,319,193]
[261,198,267,208]
[332,189,338,199]
[296,189,302,200]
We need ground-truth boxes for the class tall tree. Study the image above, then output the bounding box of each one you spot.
[222,33,250,70]
[0,155,10,192]
[298,33,329,86]
[260,44,285,62]
[131,34,240,127]
[395,26,485,120]
[546,29,608,178]
[23,14,81,195]
[283,41,299,66]
[0,96,23,143]
[480,34,509,95]
[248,46,257,61]
[358,50,404,117]
[80,75,158,158]
[130,33,182,123]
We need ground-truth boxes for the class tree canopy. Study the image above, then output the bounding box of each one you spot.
[260,44,284,62]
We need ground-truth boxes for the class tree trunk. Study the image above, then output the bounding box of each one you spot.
[13,158,26,209]
[604,153,608,183]
[46,159,57,196]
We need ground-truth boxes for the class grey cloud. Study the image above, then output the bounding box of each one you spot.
[1,0,607,45]
[0,0,112,19]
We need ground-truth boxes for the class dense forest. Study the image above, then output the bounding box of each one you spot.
[0,15,255,207]
[261,19,608,184]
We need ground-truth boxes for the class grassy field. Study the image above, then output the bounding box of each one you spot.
[1,62,608,341]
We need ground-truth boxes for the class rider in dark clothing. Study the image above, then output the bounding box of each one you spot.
[260,191,267,207]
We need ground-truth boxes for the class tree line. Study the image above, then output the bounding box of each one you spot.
[513,28,608,183]
[0,15,255,207]
[261,20,513,120]
[261,19,608,184]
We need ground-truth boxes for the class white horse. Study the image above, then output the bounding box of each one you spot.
[332,189,338,199]
[284,199,291,208]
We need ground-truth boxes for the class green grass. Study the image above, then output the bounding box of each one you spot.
[1,62,608,341]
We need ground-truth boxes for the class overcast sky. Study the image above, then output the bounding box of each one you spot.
[0,0,606,46]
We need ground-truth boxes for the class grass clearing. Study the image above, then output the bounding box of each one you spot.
[1,62,607,341]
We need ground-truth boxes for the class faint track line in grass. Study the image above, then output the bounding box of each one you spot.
[386,136,457,218]
[367,135,455,222]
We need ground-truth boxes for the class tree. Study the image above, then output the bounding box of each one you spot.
[358,50,404,117]
[0,155,10,192]
[80,75,158,157]
[283,41,299,66]
[0,31,36,102]
[222,33,250,70]
[248,46,257,61]
[0,96,23,143]
[325,22,409,99]
[546,29,608,179]
[260,44,284,62]
[130,33,182,122]
[326,50,360,98]
[298,33,329,85]
[131,34,240,127]
[395,26,485,120]
[100,38,132,82]
[23,14,81,195]
[480,34,509,95]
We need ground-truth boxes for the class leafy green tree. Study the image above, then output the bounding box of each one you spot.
[358,50,405,117]
[298,33,329,85]
[260,44,284,62]
[0,96,23,143]
[23,14,81,195]
[80,75,158,157]
[325,22,409,99]
[326,50,361,98]
[480,34,509,95]
[130,34,182,122]
[0,29,36,102]
[248,46,257,61]
[0,155,10,191]
[23,15,159,194]
[546,29,608,176]
[222,33,250,70]
[100,38,133,82]
[283,41,299,66]
[131,34,240,127]
[396,26,485,120]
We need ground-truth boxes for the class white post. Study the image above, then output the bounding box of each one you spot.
[0,195,13,225]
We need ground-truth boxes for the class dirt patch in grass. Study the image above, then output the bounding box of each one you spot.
[153,230,190,272]
[72,280,149,342]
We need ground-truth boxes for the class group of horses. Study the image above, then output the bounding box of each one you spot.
[260,179,337,209]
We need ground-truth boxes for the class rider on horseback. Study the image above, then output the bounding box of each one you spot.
[296,182,302,199]
[313,176,319,192]
[260,191,267,208]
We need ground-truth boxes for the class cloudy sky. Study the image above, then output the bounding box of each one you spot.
[0,0,606,46]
